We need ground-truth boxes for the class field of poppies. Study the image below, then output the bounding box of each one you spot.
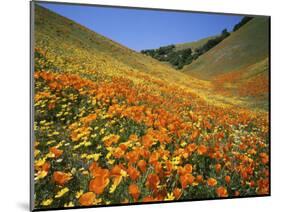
[33,4,269,210]
[33,45,269,209]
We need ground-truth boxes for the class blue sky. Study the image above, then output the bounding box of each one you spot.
[39,2,243,51]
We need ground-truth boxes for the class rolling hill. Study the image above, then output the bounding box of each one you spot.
[183,17,269,109]
[34,4,213,93]
[183,17,269,79]
[174,35,217,51]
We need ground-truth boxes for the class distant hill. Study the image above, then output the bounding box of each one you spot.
[183,17,269,79]
[174,36,217,51]
[183,17,269,109]
[140,34,231,69]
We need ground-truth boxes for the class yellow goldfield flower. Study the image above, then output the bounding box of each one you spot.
[55,187,69,198]
[45,152,55,158]
[84,141,91,147]
[35,171,48,181]
[180,141,187,147]
[108,159,115,165]
[34,149,40,157]
[85,153,101,161]
[35,158,46,167]
[47,140,56,145]
[75,190,84,199]
[106,152,112,159]
[164,192,175,201]
[40,120,46,125]
[109,176,123,193]
[41,198,53,206]
[64,201,74,207]
[80,153,87,159]
[120,169,128,177]
[82,170,89,175]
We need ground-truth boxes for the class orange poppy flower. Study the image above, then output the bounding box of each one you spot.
[165,160,173,175]
[190,129,199,141]
[89,176,110,195]
[128,184,140,201]
[196,175,203,183]
[149,152,159,165]
[197,145,208,155]
[53,171,72,185]
[249,180,255,187]
[173,188,182,199]
[142,134,154,148]
[119,143,128,151]
[225,175,231,184]
[259,152,269,164]
[207,178,217,187]
[49,146,63,158]
[177,164,192,176]
[42,162,51,172]
[257,178,269,195]
[184,164,193,174]
[127,166,140,181]
[215,164,221,173]
[146,173,160,191]
[143,196,156,202]
[79,192,95,206]
[110,165,122,177]
[112,147,124,159]
[180,173,195,189]
[126,151,139,164]
[137,160,147,173]
[81,113,97,126]
[90,166,109,179]
[88,162,99,174]
[216,186,228,197]
[187,143,197,152]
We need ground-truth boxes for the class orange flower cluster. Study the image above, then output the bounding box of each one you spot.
[34,68,269,208]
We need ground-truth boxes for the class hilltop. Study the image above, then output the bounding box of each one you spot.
[174,35,217,51]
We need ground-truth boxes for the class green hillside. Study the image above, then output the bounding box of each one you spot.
[174,35,216,51]
[183,17,269,80]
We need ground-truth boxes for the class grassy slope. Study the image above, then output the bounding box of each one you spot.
[183,17,269,80]
[174,35,217,51]
[35,5,210,90]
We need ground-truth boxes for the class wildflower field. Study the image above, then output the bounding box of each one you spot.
[33,4,270,210]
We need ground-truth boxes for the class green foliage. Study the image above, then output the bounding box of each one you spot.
[194,29,230,57]
[141,28,231,69]
[233,16,253,32]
